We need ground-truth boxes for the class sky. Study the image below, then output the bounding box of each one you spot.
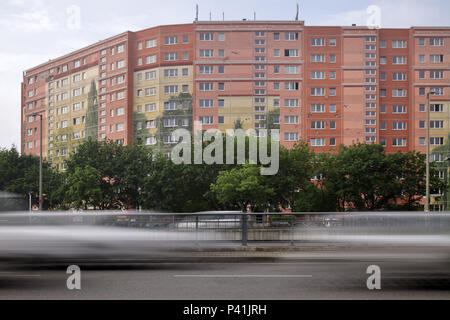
[1,0,449,150]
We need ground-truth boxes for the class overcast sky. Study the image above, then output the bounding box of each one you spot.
[1,0,449,150]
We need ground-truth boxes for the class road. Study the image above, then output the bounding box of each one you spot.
[1,254,449,299]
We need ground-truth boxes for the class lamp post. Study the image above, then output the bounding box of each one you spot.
[32,112,43,211]
[425,91,435,213]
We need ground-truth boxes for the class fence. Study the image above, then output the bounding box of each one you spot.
[0,211,449,246]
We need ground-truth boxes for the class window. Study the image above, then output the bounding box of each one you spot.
[311,138,325,147]
[311,121,325,129]
[164,85,178,94]
[145,87,156,96]
[419,71,425,79]
[393,89,407,97]
[218,116,224,124]
[145,104,156,112]
[329,38,336,46]
[311,104,325,113]
[430,71,444,79]
[419,38,425,46]
[285,49,299,57]
[430,38,444,46]
[430,121,444,129]
[419,104,425,112]
[284,32,298,41]
[419,55,425,63]
[199,33,214,41]
[430,137,444,146]
[164,53,178,61]
[182,52,189,60]
[182,35,189,43]
[392,138,407,147]
[311,54,325,63]
[330,138,336,146]
[393,105,407,114]
[146,137,157,146]
[284,65,299,74]
[116,107,124,116]
[146,39,157,48]
[164,36,178,45]
[164,69,178,77]
[182,68,188,76]
[218,99,225,108]
[380,57,387,65]
[284,116,299,124]
[329,55,336,63]
[311,71,325,79]
[431,87,444,96]
[310,88,325,96]
[146,55,156,64]
[218,49,225,57]
[273,33,280,41]
[430,55,444,63]
[284,82,299,91]
[199,83,213,91]
[330,71,336,79]
[393,56,406,65]
[431,104,444,112]
[284,132,299,141]
[164,118,178,128]
[218,33,225,41]
[117,44,125,53]
[164,102,177,111]
[199,116,214,125]
[218,83,225,91]
[199,99,214,108]
[329,88,336,96]
[199,49,214,58]
[284,99,299,107]
[145,71,156,80]
[273,49,280,57]
[393,121,407,130]
[380,40,386,48]
[392,40,407,48]
[311,38,325,46]
[393,73,407,81]
[218,66,225,74]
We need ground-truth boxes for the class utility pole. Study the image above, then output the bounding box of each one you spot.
[425,91,435,213]
[32,112,43,211]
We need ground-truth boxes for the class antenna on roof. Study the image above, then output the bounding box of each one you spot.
[295,3,299,21]
[223,12,225,21]
[195,4,198,21]
[209,12,212,21]
[254,12,256,20]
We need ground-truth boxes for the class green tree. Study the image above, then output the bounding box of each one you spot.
[0,146,64,209]
[210,164,274,212]
[66,165,102,209]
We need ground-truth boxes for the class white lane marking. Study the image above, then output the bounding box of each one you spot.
[173,274,312,278]
[0,272,41,277]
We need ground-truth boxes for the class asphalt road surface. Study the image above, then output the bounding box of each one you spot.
[1,255,449,300]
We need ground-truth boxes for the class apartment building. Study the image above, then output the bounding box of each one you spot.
[21,21,450,168]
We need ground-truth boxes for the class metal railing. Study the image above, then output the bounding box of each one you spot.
[0,211,449,246]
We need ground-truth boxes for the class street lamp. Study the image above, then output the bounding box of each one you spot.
[31,112,43,211]
[425,90,435,213]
